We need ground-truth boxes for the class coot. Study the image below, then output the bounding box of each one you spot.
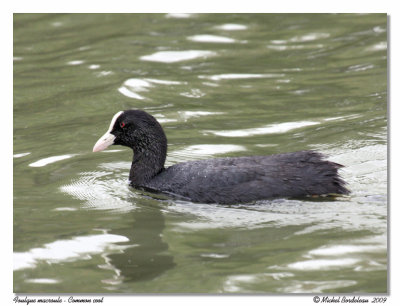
[93,110,349,204]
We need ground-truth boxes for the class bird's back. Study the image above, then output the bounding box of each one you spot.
[143,151,349,204]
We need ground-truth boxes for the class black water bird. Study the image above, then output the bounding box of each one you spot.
[93,110,349,204]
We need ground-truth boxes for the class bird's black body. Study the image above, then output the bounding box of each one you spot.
[93,110,349,204]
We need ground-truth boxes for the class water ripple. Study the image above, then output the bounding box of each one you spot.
[366,41,387,52]
[187,35,238,43]
[118,78,183,100]
[215,24,248,31]
[14,232,130,271]
[204,120,319,137]
[168,144,246,163]
[14,152,31,158]
[60,169,134,212]
[165,13,194,19]
[199,73,284,81]
[140,50,216,63]
[29,154,76,167]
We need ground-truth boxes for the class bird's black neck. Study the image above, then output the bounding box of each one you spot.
[129,135,167,186]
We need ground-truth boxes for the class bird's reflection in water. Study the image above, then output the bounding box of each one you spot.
[106,197,175,284]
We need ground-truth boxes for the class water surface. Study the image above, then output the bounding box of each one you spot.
[13,13,387,293]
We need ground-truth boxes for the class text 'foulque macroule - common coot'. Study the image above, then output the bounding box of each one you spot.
[93,110,349,204]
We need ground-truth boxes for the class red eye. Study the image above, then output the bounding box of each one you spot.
[120,122,125,128]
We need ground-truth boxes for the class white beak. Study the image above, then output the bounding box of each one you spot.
[93,111,123,153]
[93,131,116,152]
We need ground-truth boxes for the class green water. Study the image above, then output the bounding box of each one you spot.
[13,13,387,293]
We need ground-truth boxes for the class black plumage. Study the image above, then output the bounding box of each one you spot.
[93,110,349,204]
